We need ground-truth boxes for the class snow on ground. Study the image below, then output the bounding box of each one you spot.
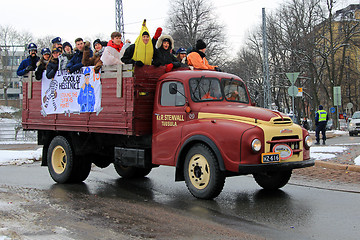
[0,106,19,113]
[355,155,360,166]
[0,148,42,166]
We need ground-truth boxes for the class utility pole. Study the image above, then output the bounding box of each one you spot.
[262,8,271,109]
[115,0,125,42]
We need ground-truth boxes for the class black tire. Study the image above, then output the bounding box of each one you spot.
[184,143,225,199]
[253,170,292,190]
[47,136,91,183]
[72,156,92,182]
[114,163,152,179]
[349,132,353,136]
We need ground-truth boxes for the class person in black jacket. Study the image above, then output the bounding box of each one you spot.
[66,38,93,73]
[46,47,61,79]
[35,48,51,80]
[152,34,181,72]
[17,43,40,76]
[121,26,162,66]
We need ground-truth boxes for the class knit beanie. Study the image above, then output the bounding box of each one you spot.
[196,39,206,50]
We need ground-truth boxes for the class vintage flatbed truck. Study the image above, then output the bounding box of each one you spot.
[22,65,313,199]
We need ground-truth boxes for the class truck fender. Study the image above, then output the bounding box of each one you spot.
[175,135,225,181]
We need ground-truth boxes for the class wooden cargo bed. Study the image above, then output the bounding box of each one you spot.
[22,65,166,136]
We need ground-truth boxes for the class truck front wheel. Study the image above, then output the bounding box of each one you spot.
[47,136,91,183]
[184,143,225,199]
[253,170,292,190]
[114,163,152,179]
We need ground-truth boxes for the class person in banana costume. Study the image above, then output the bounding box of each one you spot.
[121,19,162,66]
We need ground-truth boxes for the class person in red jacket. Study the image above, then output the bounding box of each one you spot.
[187,39,220,71]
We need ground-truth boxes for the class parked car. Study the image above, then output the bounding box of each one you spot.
[348,111,360,136]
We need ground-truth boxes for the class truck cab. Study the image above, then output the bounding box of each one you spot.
[150,70,313,198]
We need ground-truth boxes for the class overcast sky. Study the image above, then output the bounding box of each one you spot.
[0,0,354,54]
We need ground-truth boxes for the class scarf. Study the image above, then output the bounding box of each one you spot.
[107,40,123,52]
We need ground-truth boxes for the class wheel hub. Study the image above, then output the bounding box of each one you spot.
[52,146,67,174]
[188,154,210,190]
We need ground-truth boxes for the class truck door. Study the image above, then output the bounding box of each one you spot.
[152,81,186,166]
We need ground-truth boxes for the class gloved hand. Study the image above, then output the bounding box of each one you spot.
[165,63,173,72]
[135,61,144,67]
[172,62,181,68]
[25,65,35,72]
[154,27,162,40]
[84,41,91,50]
[215,67,222,72]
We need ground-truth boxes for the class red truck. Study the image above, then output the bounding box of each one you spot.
[22,65,313,199]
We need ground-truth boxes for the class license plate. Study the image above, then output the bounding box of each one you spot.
[261,152,280,163]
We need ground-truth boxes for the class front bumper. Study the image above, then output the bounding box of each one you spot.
[237,159,315,174]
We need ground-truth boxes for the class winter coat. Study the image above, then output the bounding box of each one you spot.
[58,52,74,71]
[152,35,179,66]
[66,49,93,73]
[17,55,40,76]
[121,44,136,64]
[100,40,124,66]
[121,38,157,65]
[35,56,49,80]
[187,50,217,70]
[46,58,59,79]
[83,47,104,73]
[101,46,122,66]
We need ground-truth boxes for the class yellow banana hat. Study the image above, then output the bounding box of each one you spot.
[132,19,154,65]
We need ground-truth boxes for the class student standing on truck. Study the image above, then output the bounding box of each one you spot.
[315,105,328,145]
[121,20,161,66]
[82,39,104,73]
[152,34,181,72]
[100,32,123,66]
[46,47,61,79]
[35,48,51,80]
[17,43,40,76]
[66,38,93,74]
[58,42,74,71]
[51,37,63,53]
[187,39,220,71]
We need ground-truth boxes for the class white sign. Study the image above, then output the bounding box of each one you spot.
[41,66,102,115]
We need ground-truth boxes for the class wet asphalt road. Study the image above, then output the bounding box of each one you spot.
[0,162,359,240]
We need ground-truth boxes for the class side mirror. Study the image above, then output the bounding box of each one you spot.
[169,83,177,95]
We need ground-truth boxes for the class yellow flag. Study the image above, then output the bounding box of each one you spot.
[132,19,154,65]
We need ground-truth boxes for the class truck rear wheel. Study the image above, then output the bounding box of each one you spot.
[47,136,91,183]
[114,163,152,179]
[253,170,292,190]
[184,143,225,199]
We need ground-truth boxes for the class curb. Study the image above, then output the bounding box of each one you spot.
[314,160,360,172]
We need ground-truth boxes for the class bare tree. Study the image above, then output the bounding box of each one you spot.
[166,0,227,64]
[0,25,33,106]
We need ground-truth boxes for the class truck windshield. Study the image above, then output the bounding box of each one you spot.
[189,77,223,102]
[222,78,249,103]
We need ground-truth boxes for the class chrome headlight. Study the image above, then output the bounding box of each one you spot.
[251,139,262,152]
[305,135,312,149]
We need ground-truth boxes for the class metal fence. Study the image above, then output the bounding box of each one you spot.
[0,121,37,142]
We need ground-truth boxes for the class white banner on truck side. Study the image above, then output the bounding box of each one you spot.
[41,66,102,115]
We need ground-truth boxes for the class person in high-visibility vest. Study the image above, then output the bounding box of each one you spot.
[315,105,328,145]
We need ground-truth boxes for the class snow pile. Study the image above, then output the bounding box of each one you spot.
[0,106,19,113]
[310,146,348,161]
[0,148,42,166]
[355,155,360,166]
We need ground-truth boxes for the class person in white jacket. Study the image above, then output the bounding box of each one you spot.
[100,32,124,65]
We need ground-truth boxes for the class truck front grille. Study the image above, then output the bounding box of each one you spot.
[267,135,302,155]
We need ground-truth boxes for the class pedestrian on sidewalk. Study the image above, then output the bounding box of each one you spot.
[315,105,328,145]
